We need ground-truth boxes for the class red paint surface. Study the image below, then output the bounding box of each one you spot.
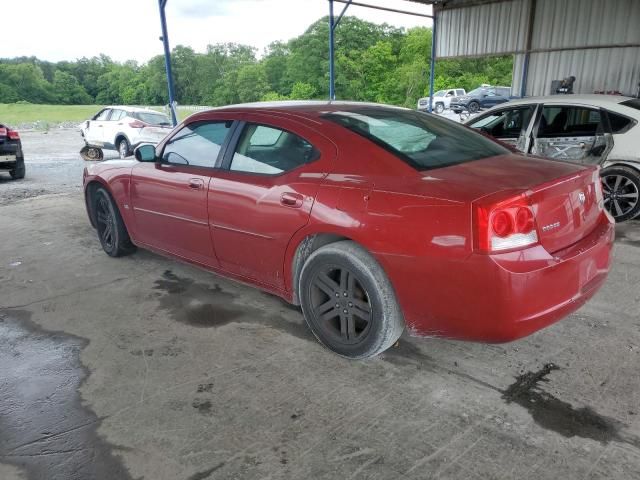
[84,103,615,342]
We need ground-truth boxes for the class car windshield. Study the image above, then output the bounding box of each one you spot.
[323,107,509,171]
[620,99,640,111]
[133,112,172,126]
[434,90,445,97]
[467,88,487,96]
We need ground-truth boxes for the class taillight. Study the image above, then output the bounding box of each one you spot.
[8,130,20,140]
[0,127,7,137]
[473,193,539,253]
[129,120,146,128]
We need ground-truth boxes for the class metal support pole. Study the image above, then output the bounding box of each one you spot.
[329,0,336,100]
[520,0,537,97]
[158,0,178,126]
[428,11,437,113]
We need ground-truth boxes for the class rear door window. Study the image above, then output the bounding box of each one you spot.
[538,106,602,137]
[229,124,319,175]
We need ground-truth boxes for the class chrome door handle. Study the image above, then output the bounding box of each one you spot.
[188,179,204,190]
[280,192,304,208]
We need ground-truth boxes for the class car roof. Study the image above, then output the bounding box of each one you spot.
[105,106,167,114]
[479,94,640,119]
[504,94,634,108]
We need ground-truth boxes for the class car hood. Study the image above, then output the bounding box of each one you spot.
[375,154,591,204]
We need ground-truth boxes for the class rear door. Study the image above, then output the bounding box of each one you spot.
[208,114,336,289]
[532,105,610,165]
[131,120,235,266]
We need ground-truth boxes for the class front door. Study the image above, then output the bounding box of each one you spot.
[468,105,537,152]
[85,108,112,146]
[131,121,234,266]
[531,105,611,165]
[208,115,336,289]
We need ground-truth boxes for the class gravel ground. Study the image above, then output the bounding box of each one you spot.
[0,129,119,205]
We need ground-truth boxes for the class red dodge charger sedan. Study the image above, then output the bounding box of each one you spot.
[83,101,615,359]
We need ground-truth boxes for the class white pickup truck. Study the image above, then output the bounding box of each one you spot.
[417,88,466,114]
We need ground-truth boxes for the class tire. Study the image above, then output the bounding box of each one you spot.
[467,101,480,113]
[299,241,404,359]
[118,138,130,159]
[9,158,25,180]
[435,102,445,114]
[600,166,640,222]
[92,187,136,257]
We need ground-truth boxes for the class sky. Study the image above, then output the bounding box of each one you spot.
[3,0,432,64]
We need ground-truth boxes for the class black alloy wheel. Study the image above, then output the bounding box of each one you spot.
[601,166,640,222]
[308,265,373,345]
[93,187,136,257]
[299,241,404,359]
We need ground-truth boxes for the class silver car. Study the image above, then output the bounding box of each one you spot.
[466,95,640,222]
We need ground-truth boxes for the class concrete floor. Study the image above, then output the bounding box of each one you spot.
[0,130,639,480]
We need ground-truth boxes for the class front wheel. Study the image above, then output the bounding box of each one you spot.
[601,166,640,222]
[435,102,445,114]
[299,241,404,359]
[467,101,480,113]
[93,187,136,257]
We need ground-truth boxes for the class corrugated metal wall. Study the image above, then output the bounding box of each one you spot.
[532,0,640,50]
[436,0,640,97]
[436,0,530,58]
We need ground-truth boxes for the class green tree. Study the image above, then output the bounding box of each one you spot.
[53,70,92,104]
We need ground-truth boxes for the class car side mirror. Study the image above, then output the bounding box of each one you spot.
[135,144,157,162]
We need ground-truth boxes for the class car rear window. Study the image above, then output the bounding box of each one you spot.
[133,111,172,126]
[620,99,640,110]
[324,107,509,171]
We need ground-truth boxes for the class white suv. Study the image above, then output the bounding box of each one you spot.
[417,88,466,114]
[80,106,173,159]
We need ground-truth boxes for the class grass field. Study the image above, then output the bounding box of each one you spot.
[0,103,191,127]
[0,104,104,125]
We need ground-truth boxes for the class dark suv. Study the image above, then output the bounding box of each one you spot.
[0,124,24,179]
[450,86,513,114]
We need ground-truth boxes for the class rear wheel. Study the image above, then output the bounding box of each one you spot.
[601,166,640,222]
[118,138,131,159]
[9,158,25,179]
[299,241,404,359]
[467,101,480,113]
[93,187,136,257]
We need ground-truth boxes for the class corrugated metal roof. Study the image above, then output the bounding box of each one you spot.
[532,0,640,50]
[436,0,530,57]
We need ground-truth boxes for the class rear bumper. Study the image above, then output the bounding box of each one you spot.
[381,214,615,342]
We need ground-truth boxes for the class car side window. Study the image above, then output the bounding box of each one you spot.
[607,112,634,134]
[539,106,601,137]
[229,124,319,175]
[162,121,232,167]
[110,110,124,121]
[469,106,535,138]
[95,109,111,121]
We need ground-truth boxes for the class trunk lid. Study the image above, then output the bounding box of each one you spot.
[529,166,603,253]
[387,154,603,253]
